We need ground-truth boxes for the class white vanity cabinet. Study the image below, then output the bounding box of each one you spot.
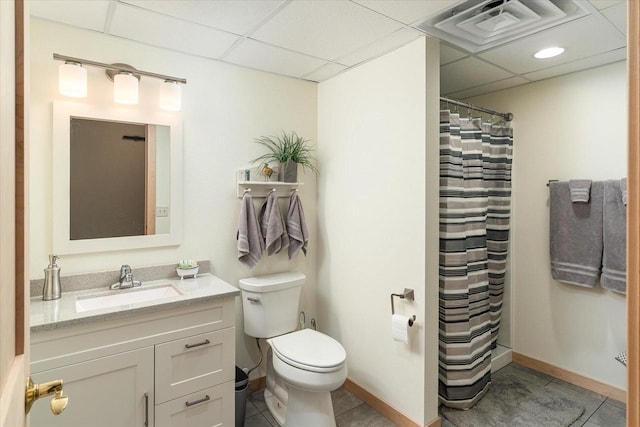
[31,347,155,427]
[30,293,236,427]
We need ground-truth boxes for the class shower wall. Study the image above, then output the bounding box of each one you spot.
[317,37,441,425]
[468,61,627,390]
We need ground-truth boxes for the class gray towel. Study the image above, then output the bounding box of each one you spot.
[602,180,626,294]
[237,194,264,269]
[549,181,603,287]
[259,192,289,256]
[569,179,592,203]
[286,192,309,259]
[621,178,627,206]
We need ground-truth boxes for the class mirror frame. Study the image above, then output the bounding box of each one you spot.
[52,102,183,254]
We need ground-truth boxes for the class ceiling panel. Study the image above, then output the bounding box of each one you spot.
[119,0,284,35]
[588,0,625,10]
[352,0,460,25]
[478,15,625,75]
[30,0,110,32]
[445,76,530,99]
[440,57,514,94]
[440,44,468,66]
[602,2,627,35]
[251,0,403,61]
[109,3,239,59]
[224,39,328,78]
[302,63,348,82]
[336,28,423,67]
[522,47,626,81]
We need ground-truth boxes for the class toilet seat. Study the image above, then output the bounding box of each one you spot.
[269,329,346,373]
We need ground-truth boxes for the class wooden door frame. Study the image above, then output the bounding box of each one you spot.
[15,0,25,358]
[628,0,640,425]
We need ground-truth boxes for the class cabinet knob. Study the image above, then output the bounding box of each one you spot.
[25,376,68,415]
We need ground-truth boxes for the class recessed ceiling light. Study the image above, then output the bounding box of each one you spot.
[534,47,565,59]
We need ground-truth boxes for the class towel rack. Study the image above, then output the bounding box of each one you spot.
[237,180,303,198]
[391,289,416,327]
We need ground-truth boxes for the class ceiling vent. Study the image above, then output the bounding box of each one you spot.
[417,0,594,53]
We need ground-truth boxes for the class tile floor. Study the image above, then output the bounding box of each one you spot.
[245,386,395,427]
[244,362,626,427]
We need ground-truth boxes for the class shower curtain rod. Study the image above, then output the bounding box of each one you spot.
[440,96,514,122]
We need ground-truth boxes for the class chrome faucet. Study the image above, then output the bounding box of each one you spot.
[110,265,142,290]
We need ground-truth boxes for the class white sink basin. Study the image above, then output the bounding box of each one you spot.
[75,284,181,313]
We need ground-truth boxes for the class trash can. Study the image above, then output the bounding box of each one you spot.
[235,366,249,427]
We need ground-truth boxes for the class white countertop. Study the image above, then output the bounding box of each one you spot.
[30,273,240,332]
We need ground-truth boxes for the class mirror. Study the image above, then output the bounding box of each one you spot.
[53,102,183,254]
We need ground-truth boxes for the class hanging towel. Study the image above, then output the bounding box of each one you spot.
[621,178,628,206]
[259,192,289,256]
[602,180,627,294]
[569,179,592,203]
[286,192,309,259]
[237,193,264,269]
[549,181,603,287]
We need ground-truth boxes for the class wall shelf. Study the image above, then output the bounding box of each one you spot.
[236,180,303,198]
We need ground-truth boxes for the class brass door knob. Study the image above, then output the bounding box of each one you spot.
[25,376,69,415]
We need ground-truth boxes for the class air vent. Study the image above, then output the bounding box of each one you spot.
[418,0,593,53]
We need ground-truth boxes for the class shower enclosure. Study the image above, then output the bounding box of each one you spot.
[438,98,514,409]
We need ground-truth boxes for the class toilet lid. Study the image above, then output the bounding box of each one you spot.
[269,329,346,372]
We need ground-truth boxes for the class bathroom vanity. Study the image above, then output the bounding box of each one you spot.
[29,274,239,427]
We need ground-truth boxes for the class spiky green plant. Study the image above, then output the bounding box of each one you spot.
[250,131,318,174]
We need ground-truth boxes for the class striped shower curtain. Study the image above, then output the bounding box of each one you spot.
[438,110,513,409]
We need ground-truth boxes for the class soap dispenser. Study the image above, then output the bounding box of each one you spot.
[42,254,62,301]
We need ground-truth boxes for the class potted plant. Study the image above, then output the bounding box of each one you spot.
[251,131,318,182]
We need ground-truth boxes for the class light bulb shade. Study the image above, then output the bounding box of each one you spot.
[58,62,87,98]
[113,72,139,104]
[159,81,182,111]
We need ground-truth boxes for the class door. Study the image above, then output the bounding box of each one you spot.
[30,348,155,427]
[0,0,28,426]
[628,0,640,425]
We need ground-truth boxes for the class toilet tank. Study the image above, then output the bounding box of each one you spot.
[239,272,305,338]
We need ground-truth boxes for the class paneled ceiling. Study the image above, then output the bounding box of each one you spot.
[31,0,627,98]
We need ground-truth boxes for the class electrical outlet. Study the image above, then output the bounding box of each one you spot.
[156,206,169,217]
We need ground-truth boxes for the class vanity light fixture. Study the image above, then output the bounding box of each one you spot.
[113,72,139,105]
[534,46,565,59]
[58,61,87,98]
[53,53,187,110]
[159,80,182,111]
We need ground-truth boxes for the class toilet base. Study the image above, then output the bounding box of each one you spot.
[283,387,336,427]
[264,388,287,426]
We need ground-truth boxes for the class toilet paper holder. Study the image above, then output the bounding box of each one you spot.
[391,289,416,327]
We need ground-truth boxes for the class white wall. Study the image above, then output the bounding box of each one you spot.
[469,61,627,390]
[29,19,318,375]
[317,38,441,425]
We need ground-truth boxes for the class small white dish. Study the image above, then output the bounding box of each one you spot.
[176,265,199,279]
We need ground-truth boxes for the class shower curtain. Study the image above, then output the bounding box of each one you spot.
[438,110,513,409]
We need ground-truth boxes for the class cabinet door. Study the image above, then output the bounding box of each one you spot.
[155,381,234,427]
[155,328,235,404]
[30,347,154,427]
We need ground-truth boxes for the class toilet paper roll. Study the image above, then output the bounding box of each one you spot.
[391,314,410,343]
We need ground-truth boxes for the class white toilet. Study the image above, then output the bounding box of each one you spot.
[239,272,347,427]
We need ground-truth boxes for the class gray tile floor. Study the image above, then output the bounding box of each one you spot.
[244,363,626,427]
[245,386,395,427]
[441,363,626,427]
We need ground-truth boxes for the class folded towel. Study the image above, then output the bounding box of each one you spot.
[549,181,603,287]
[621,178,628,206]
[259,192,289,256]
[569,179,592,203]
[602,180,627,294]
[286,192,309,259]
[237,194,264,269]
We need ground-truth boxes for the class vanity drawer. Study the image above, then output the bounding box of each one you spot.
[155,381,234,427]
[155,327,235,404]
